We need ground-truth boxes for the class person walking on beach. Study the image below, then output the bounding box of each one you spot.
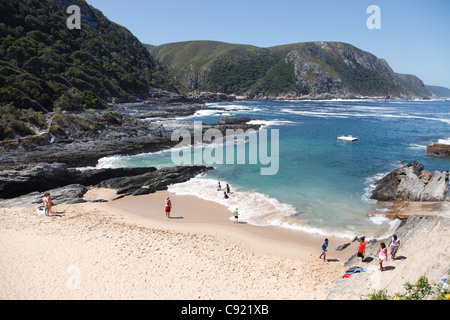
[165,197,172,219]
[376,242,388,271]
[319,238,328,262]
[42,193,52,216]
[357,236,366,262]
[233,208,239,223]
[388,234,400,260]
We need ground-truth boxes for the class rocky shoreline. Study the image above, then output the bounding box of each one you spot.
[0,102,260,206]
[0,103,261,168]
[370,161,448,202]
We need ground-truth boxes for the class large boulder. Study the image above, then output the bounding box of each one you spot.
[427,143,450,157]
[370,161,447,201]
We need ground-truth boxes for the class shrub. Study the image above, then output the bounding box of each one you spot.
[364,275,450,300]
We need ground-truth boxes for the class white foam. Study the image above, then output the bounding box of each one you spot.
[167,177,378,240]
[280,108,450,124]
[438,138,450,145]
[168,177,298,225]
[408,143,427,150]
[246,119,296,127]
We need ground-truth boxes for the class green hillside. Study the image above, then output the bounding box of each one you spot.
[148,40,432,99]
[426,85,450,98]
[0,0,178,114]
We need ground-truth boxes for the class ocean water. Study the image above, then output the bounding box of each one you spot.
[98,99,450,239]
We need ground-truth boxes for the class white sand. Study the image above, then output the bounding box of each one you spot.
[0,188,448,300]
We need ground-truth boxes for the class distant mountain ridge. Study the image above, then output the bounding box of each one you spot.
[147,41,432,99]
[426,85,450,98]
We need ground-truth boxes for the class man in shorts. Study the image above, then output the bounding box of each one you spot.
[165,197,172,219]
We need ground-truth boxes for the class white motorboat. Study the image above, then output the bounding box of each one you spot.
[338,135,358,141]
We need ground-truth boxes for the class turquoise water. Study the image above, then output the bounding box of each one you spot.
[98,99,450,239]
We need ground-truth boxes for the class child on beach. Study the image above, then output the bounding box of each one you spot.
[319,239,328,262]
[357,236,366,262]
[388,234,400,260]
[233,208,239,223]
[376,242,388,271]
[217,182,221,191]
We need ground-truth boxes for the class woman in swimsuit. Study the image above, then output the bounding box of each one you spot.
[42,193,52,216]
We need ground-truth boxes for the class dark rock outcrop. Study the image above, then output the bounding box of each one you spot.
[370,161,447,201]
[0,106,261,168]
[427,143,450,157]
[217,116,252,125]
[0,184,88,208]
[0,162,212,205]
[98,165,213,197]
[0,163,156,199]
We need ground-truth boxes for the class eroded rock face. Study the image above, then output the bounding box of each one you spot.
[370,161,447,201]
[97,165,213,197]
[0,163,153,199]
[0,162,213,200]
[427,143,450,157]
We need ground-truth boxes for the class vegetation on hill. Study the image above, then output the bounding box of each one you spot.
[0,0,177,114]
[148,40,432,99]
[426,85,450,98]
[0,0,179,140]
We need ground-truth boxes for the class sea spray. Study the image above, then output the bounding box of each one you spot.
[168,177,372,239]
[167,177,298,225]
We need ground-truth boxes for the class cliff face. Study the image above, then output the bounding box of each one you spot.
[148,41,432,99]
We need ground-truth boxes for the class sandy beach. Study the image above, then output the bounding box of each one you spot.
[0,187,448,300]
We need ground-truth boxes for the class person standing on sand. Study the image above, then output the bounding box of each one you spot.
[233,208,239,223]
[165,197,172,219]
[376,242,388,271]
[319,238,328,262]
[357,236,366,262]
[388,234,400,260]
[42,193,52,216]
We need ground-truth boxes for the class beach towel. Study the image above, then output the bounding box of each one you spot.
[343,266,366,278]
[345,266,366,274]
[342,273,351,278]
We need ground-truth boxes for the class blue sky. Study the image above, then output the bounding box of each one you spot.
[88,0,450,88]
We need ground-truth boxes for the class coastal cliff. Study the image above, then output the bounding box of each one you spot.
[147,41,432,100]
